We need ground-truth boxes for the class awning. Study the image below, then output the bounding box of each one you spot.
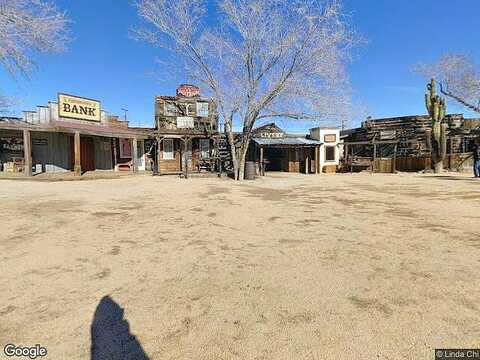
[0,120,151,139]
[253,137,323,147]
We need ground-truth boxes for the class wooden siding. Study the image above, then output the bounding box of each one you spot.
[159,139,181,173]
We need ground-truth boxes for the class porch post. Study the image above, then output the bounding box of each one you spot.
[372,141,377,173]
[305,149,309,174]
[132,137,138,173]
[314,146,319,174]
[23,129,32,176]
[74,131,81,176]
[259,146,264,176]
[183,137,189,179]
[112,138,118,171]
[393,143,398,174]
[344,143,349,173]
[156,136,162,176]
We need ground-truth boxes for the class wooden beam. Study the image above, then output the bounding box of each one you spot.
[344,143,348,171]
[156,136,163,175]
[350,145,353,173]
[132,138,138,173]
[183,137,189,179]
[372,142,377,173]
[305,149,309,174]
[393,143,398,174]
[23,129,32,176]
[112,138,118,171]
[74,131,81,176]
[259,147,264,176]
[314,145,319,174]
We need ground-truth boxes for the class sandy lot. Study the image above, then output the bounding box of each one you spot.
[1,172,479,359]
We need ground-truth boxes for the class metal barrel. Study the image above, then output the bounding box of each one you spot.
[244,161,256,180]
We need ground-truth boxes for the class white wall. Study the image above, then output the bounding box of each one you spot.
[310,128,341,172]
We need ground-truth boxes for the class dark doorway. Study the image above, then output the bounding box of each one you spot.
[263,148,286,171]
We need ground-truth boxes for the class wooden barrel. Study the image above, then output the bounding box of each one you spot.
[245,161,256,180]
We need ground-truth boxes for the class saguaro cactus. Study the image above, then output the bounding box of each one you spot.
[425,78,448,173]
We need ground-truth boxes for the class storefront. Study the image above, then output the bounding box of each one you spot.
[0,94,150,176]
[248,123,323,174]
[154,84,220,177]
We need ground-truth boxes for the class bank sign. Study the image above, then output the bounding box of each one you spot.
[58,93,101,122]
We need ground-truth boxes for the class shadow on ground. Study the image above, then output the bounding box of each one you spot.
[91,296,149,360]
[423,175,479,182]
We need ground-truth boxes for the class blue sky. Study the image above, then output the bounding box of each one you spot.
[1,0,479,130]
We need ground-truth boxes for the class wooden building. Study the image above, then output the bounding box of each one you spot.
[0,94,150,176]
[153,84,219,177]
[247,123,323,174]
[342,114,480,173]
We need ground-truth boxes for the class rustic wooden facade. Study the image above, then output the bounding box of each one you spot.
[247,123,323,175]
[153,85,220,177]
[342,114,480,173]
[0,99,150,176]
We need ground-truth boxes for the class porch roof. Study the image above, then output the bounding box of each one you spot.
[253,137,323,147]
[0,119,151,139]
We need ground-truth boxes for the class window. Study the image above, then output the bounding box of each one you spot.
[196,102,209,117]
[199,139,210,159]
[163,139,174,160]
[325,146,335,162]
[164,102,177,116]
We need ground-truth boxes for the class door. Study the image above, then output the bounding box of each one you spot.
[71,136,95,172]
[81,137,95,171]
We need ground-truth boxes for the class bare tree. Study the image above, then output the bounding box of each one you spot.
[0,0,70,76]
[0,94,14,114]
[415,54,480,114]
[0,0,69,115]
[135,0,360,180]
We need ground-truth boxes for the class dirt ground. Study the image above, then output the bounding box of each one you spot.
[1,172,479,359]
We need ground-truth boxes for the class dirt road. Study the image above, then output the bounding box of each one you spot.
[1,173,479,359]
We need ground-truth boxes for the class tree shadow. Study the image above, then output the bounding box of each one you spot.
[91,296,149,360]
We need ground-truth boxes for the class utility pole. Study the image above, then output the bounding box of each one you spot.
[121,108,128,123]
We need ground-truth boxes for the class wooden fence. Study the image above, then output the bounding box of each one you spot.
[345,153,474,173]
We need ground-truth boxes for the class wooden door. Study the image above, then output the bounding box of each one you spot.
[81,137,95,171]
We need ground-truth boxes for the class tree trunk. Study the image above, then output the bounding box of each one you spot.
[224,120,239,180]
[237,144,249,180]
[224,112,255,180]
[433,159,443,174]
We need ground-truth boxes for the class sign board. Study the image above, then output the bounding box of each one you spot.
[196,102,209,117]
[380,130,396,140]
[58,93,101,122]
[177,84,200,98]
[177,116,194,129]
[324,134,337,143]
[259,132,284,138]
[0,137,23,153]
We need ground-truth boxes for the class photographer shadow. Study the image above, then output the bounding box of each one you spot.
[90,295,149,360]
